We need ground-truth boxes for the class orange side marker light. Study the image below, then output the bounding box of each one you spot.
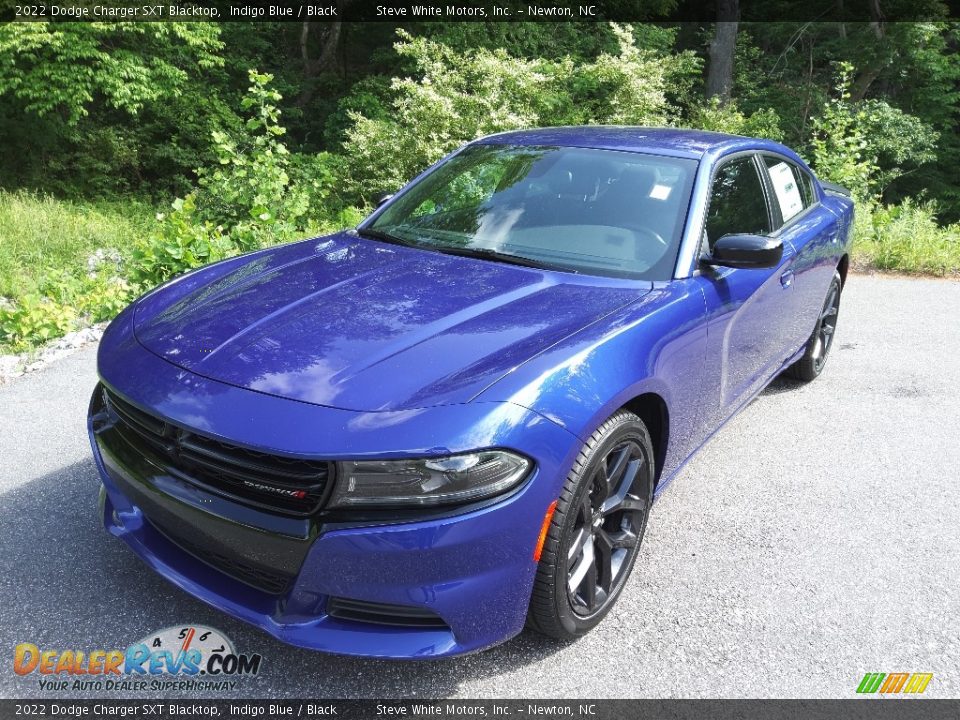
[533,500,559,562]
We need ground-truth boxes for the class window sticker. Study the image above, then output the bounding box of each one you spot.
[649,184,671,200]
[768,162,804,221]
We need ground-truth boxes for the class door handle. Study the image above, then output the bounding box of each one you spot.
[780,269,794,288]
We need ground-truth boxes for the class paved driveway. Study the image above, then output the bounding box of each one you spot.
[1,274,958,699]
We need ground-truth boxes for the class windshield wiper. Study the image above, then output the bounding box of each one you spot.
[432,245,575,273]
[353,227,419,248]
[356,227,573,273]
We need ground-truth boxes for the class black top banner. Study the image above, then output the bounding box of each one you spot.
[4,0,959,23]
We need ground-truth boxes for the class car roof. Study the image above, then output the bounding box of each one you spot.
[473,126,762,160]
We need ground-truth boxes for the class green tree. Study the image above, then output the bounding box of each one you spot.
[0,23,223,123]
[810,62,937,201]
[0,22,222,124]
[0,23,228,197]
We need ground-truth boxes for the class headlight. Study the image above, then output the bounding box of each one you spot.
[330,451,531,508]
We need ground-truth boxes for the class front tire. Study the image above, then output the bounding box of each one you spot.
[788,270,842,382]
[526,410,654,640]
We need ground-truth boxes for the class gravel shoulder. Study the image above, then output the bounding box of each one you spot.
[1,274,958,699]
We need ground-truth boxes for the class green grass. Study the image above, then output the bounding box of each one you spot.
[0,190,153,300]
[853,199,960,277]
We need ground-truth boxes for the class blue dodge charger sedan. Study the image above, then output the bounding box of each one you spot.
[89,127,853,658]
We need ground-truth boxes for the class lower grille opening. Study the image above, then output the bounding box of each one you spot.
[326,597,449,629]
[147,517,293,596]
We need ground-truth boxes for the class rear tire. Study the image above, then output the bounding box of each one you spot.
[526,410,654,640]
[787,270,842,382]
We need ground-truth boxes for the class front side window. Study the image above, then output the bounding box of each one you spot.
[704,156,771,248]
[367,144,698,280]
[763,155,816,224]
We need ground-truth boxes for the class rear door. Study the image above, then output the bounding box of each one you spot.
[758,154,841,352]
[696,153,799,420]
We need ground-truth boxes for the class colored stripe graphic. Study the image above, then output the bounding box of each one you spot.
[903,673,933,694]
[857,673,886,693]
[857,672,932,694]
[880,673,909,693]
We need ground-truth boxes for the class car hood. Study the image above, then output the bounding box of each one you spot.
[133,233,649,411]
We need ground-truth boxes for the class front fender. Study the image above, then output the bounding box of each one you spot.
[475,279,710,479]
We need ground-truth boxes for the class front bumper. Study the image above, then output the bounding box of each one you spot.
[89,312,579,658]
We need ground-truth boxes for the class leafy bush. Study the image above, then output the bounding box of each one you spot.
[688,97,784,140]
[196,72,310,237]
[856,99,938,193]
[130,71,360,289]
[810,63,878,200]
[854,200,960,276]
[0,294,77,351]
[0,191,150,351]
[76,275,134,323]
[129,195,235,287]
[0,23,223,124]
[0,250,137,352]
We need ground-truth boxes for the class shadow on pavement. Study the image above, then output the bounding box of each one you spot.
[0,460,569,699]
[759,373,807,396]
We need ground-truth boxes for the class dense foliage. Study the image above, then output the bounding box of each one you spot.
[1,18,958,351]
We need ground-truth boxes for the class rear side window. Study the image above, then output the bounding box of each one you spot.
[705,157,770,248]
[763,155,816,223]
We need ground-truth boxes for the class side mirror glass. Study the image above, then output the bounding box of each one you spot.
[704,234,783,270]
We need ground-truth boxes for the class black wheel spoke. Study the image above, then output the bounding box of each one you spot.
[581,483,595,517]
[609,528,639,550]
[594,530,614,594]
[583,560,598,610]
[604,446,631,497]
[567,526,588,562]
[601,457,643,514]
[821,292,836,319]
[567,534,594,593]
[615,496,646,514]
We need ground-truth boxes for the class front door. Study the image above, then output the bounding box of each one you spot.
[695,154,798,423]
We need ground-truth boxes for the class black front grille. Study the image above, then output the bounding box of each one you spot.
[147,517,293,595]
[326,597,449,629]
[103,387,332,517]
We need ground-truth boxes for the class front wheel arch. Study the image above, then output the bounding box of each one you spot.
[621,393,669,488]
[837,253,849,289]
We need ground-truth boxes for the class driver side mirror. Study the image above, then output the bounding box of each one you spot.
[703,234,783,270]
[375,192,394,207]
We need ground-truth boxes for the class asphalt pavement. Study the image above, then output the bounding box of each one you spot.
[1,273,958,699]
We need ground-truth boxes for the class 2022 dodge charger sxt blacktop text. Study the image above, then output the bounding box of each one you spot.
[89,127,854,658]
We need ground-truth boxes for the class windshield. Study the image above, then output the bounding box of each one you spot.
[367,144,697,280]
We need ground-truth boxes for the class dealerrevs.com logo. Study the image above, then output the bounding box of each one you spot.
[13,625,262,693]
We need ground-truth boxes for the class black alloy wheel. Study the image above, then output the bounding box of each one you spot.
[566,440,647,616]
[812,277,841,373]
[527,410,654,639]
[788,270,843,382]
